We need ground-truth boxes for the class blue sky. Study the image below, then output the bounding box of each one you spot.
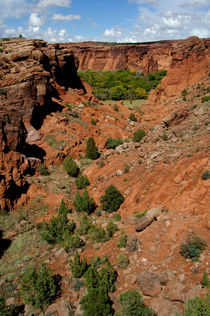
[0,0,209,43]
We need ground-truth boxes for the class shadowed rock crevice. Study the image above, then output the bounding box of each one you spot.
[30,100,64,130]
[6,181,30,206]
[0,230,11,258]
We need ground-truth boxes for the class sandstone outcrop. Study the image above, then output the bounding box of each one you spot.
[0,39,84,210]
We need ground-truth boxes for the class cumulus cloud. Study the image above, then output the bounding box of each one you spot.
[126,0,210,42]
[37,0,71,9]
[103,27,123,38]
[51,14,81,21]
[28,13,44,33]
[161,11,191,29]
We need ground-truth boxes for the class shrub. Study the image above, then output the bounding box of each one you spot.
[41,214,76,244]
[180,233,207,261]
[106,137,123,149]
[106,221,118,238]
[129,113,137,122]
[124,162,130,173]
[72,279,84,291]
[77,215,93,236]
[0,89,7,96]
[63,157,79,177]
[201,272,210,288]
[58,198,69,216]
[119,289,155,316]
[65,103,72,111]
[117,254,129,268]
[202,170,210,180]
[114,104,119,111]
[69,250,87,278]
[90,118,96,125]
[162,132,168,141]
[63,234,85,252]
[0,296,12,316]
[133,129,146,142]
[201,96,210,103]
[100,185,124,213]
[113,213,121,221]
[184,294,210,316]
[135,210,147,218]
[89,224,108,243]
[86,137,100,160]
[20,263,57,311]
[75,173,90,189]
[73,189,95,214]
[118,231,127,248]
[38,163,49,176]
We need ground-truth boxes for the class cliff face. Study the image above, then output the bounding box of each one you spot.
[62,40,174,74]
[0,39,84,210]
[147,36,210,104]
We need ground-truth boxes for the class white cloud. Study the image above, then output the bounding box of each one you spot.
[37,0,71,9]
[126,0,210,42]
[51,14,81,21]
[180,0,208,8]
[28,13,44,33]
[190,28,209,37]
[0,0,29,18]
[161,11,191,29]
[103,27,123,38]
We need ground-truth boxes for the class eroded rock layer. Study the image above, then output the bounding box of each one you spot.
[0,39,84,210]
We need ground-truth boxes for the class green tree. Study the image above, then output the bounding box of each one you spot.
[20,264,57,311]
[58,198,69,216]
[73,189,95,214]
[63,157,79,177]
[75,173,90,189]
[41,214,76,244]
[99,261,117,293]
[119,289,155,316]
[185,294,210,316]
[201,272,210,288]
[86,137,100,159]
[100,185,124,213]
[80,287,113,316]
[69,250,87,278]
[110,85,127,100]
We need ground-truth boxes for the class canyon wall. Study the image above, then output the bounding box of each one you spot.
[62,37,210,76]
[0,39,84,210]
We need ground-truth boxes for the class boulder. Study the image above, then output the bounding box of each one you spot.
[127,234,141,252]
[45,300,74,316]
[150,298,178,316]
[137,271,161,297]
[135,206,163,232]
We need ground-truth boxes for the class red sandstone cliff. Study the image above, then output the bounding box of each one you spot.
[0,39,84,210]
